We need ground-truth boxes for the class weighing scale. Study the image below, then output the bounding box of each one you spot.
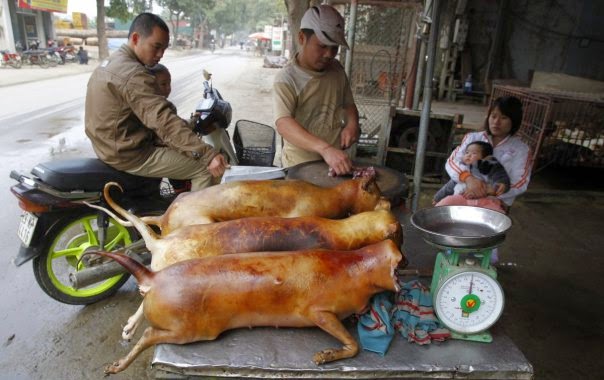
[411,206,512,343]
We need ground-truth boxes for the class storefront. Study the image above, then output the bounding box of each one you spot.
[0,0,66,51]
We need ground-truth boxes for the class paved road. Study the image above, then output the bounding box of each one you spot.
[0,47,276,379]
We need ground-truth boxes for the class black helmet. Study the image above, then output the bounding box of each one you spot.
[194,98,232,134]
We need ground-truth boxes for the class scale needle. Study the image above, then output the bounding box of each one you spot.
[468,274,474,294]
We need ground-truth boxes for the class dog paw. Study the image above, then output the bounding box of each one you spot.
[313,349,335,365]
[122,321,138,340]
[104,361,121,374]
[121,328,133,341]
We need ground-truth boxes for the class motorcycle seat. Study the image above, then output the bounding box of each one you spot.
[32,158,159,193]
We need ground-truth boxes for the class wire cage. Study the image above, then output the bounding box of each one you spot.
[343,2,420,164]
[491,85,604,172]
[233,120,276,166]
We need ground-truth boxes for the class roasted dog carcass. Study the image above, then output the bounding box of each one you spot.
[135,177,389,234]
[87,182,404,340]
[90,182,402,270]
[97,239,403,374]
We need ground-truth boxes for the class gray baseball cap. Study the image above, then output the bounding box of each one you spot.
[300,5,349,49]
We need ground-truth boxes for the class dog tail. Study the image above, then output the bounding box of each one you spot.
[90,251,154,290]
[87,182,160,249]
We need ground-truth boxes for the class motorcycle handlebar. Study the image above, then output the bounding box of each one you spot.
[10,170,23,181]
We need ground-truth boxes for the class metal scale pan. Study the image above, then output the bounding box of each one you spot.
[411,206,512,249]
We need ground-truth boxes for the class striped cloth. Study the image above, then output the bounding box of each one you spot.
[357,279,450,355]
[393,280,451,344]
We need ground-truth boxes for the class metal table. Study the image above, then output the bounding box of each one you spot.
[152,325,533,379]
[151,187,533,379]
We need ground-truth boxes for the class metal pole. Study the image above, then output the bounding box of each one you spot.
[412,0,432,110]
[483,0,507,95]
[412,38,427,110]
[344,0,358,77]
[411,0,441,212]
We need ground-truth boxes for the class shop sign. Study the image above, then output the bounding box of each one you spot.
[18,0,68,13]
[272,27,283,51]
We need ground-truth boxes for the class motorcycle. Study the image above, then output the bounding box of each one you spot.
[21,49,57,68]
[9,69,237,305]
[0,50,22,69]
[56,45,78,64]
[43,47,63,66]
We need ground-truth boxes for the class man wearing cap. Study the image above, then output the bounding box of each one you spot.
[273,5,359,175]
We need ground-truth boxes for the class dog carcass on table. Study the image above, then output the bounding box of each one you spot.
[150,164,532,379]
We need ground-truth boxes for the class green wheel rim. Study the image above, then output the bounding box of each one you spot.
[46,215,132,298]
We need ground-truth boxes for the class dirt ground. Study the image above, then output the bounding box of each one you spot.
[2,47,603,379]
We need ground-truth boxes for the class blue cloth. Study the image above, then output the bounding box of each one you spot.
[357,292,395,355]
[357,280,450,356]
[393,280,450,344]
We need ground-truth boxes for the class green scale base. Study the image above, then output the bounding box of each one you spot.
[429,246,499,343]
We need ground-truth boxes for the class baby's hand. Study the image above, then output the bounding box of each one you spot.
[494,183,507,196]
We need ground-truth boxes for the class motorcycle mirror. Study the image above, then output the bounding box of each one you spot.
[202,69,212,81]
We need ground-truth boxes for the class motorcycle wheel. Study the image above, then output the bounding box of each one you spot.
[10,60,22,69]
[47,55,58,67]
[33,212,135,305]
[38,55,49,68]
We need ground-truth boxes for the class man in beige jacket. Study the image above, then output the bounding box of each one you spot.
[85,13,228,191]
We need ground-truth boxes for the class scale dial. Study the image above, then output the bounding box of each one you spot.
[434,271,504,334]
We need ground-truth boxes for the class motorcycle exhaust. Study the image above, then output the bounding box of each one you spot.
[69,241,151,289]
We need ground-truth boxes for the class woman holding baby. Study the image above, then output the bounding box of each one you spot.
[435,96,532,214]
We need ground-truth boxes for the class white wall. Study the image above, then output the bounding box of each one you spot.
[0,0,16,50]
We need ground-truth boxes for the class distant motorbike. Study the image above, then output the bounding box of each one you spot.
[44,47,63,66]
[57,45,78,64]
[0,50,22,69]
[21,49,57,68]
[9,69,238,305]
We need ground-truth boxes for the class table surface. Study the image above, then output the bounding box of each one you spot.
[152,324,533,379]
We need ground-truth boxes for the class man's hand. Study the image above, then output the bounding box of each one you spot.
[340,123,360,150]
[320,146,353,176]
[462,176,488,199]
[207,154,229,177]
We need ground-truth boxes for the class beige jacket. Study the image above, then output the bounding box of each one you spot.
[273,56,354,167]
[85,45,217,170]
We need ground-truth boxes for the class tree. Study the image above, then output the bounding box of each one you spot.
[157,0,188,43]
[99,0,154,60]
[180,0,216,48]
[283,0,320,56]
[97,0,109,60]
[207,0,285,41]
[106,0,152,21]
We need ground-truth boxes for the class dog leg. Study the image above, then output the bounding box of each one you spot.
[308,310,359,364]
[122,302,144,340]
[106,326,186,374]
